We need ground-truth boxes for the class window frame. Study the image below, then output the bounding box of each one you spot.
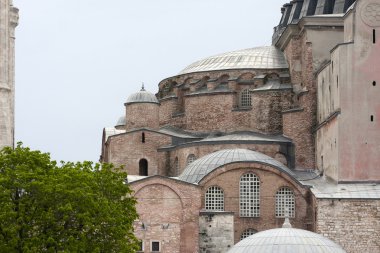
[186,154,196,166]
[275,186,295,218]
[240,228,258,241]
[205,186,225,211]
[150,240,161,252]
[239,173,260,217]
[240,89,252,107]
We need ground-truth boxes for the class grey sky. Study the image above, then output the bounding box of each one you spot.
[14,0,285,162]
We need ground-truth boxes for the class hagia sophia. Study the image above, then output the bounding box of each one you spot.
[101,0,380,252]
[0,0,379,252]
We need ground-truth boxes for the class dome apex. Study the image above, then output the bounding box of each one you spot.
[228,227,346,253]
[179,46,288,75]
[125,87,159,105]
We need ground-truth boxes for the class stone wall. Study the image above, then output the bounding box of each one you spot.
[131,177,202,253]
[0,2,18,149]
[315,198,380,253]
[199,212,234,253]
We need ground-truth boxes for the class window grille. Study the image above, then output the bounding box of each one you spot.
[240,89,251,107]
[275,187,295,218]
[240,229,257,240]
[151,241,160,252]
[205,186,224,211]
[187,154,196,165]
[239,173,260,217]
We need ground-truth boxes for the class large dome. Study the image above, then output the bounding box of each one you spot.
[179,46,288,75]
[125,87,159,105]
[178,149,294,184]
[228,227,346,253]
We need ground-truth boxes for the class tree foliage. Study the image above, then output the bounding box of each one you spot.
[0,143,139,253]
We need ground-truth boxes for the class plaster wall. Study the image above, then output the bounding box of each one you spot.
[338,0,380,181]
[199,212,234,253]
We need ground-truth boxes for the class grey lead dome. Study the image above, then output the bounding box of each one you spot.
[125,87,159,105]
[179,149,295,184]
[228,227,346,253]
[179,46,289,75]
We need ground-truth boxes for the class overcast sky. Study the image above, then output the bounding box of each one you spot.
[14,0,285,163]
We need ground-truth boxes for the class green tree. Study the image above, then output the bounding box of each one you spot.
[0,143,139,253]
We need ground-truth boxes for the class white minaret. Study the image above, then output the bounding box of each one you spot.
[0,0,18,149]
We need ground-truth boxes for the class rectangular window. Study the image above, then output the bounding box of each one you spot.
[373,29,376,44]
[151,241,160,252]
[137,240,144,252]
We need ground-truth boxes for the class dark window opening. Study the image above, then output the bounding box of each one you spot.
[337,76,339,88]
[373,29,376,44]
[151,241,160,252]
[371,115,374,122]
[139,159,148,176]
[142,132,145,143]
[373,81,376,86]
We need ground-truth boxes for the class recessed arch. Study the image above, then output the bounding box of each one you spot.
[139,159,148,176]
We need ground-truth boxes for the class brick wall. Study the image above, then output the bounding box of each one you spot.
[125,103,159,130]
[131,177,202,253]
[106,131,171,175]
[315,198,380,253]
[166,143,289,176]
[199,163,311,243]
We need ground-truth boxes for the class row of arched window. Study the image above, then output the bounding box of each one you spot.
[205,173,295,218]
[174,154,197,176]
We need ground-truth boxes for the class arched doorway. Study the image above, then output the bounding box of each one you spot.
[139,159,148,176]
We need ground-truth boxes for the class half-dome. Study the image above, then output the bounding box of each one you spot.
[178,149,294,184]
[228,227,346,253]
[179,46,288,75]
[125,87,159,105]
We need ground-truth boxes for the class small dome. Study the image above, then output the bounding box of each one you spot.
[115,115,126,127]
[179,46,288,75]
[178,149,294,184]
[125,86,159,105]
[228,227,346,253]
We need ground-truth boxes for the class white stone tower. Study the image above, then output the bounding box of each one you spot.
[0,0,18,149]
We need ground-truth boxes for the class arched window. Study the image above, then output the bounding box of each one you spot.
[239,173,260,217]
[275,187,295,218]
[187,154,196,166]
[240,89,251,107]
[205,186,224,211]
[174,157,179,176]
[139,159,148,176]
[240,229,257,240]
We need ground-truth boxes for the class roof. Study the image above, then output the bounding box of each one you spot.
[305,178,380,199]
[252,81,292,92]
[198,132,291,144]
[178,46,289,75]
[228,227,346,253]
[125,87,159,105]
[115,115,126,126]
[103,127,126,141]
[178,149,295,184]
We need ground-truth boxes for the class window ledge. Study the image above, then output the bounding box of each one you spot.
[232,106,252,112]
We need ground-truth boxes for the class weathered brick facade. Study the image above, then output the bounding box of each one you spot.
[100,0,380,252]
